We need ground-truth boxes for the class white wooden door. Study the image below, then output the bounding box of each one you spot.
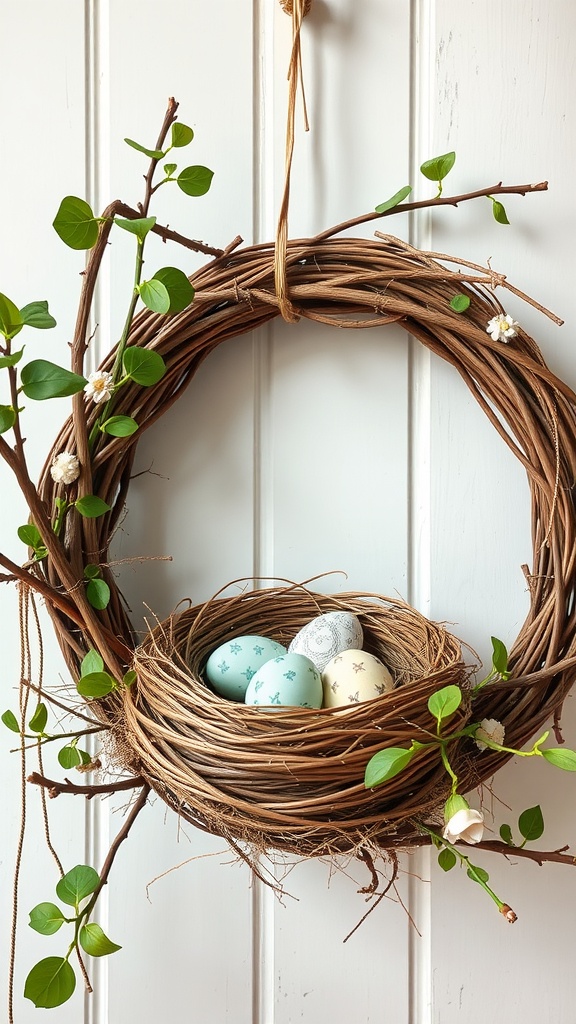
[1,2,576,1021]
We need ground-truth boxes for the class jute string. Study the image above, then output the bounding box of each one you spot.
[275,0,311,322]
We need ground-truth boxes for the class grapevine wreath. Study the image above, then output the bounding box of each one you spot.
[5,2,576,1012]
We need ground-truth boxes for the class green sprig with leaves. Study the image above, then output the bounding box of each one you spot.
[364,636,576,919]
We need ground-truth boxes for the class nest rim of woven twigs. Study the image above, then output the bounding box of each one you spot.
[35,230,576,856]
[120,586,474,856]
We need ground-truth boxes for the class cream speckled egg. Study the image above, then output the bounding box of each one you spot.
[322,649,394,708]
[288,611,363,672]
[204,635,287,701]
[245,653,323,709]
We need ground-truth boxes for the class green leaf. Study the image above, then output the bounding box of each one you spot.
[115,216,156,242]
[152,267,195,313]
[2,709,20,733]
[83,563,102,580]
[86,578,111,610]
[79,922,122,957]
[499,823,514,846]
[78,748,92,766]
[420,151,456,183]
[123,670,137,688]
[491,636,510,678]
[24,957,76,1008]
[492,199,510,225]
[0,405,16,434]
[177,165,214,197]
[20,300,57,330]
[53,196,99,250]
[58,744,82,769]
[124,137,165,160]
[122,346,166,386]
[81,649,104,677]
[56,864,99,907]
[76,672,116,699]
[139,278,170,314]
[28,703,48,734]
[101,415,139,437]
[467,863,489,885]
[164,162,177,177]
[438,848,457,872]
[29,902,66,936]
[375,185,412,214]
[518,804,544,842]
[0,293,23,339]
[20,359,87,400]
[171,122,194,148]
[0,347,24,368]
[450,294,471,313]
[17,523,45,553]
[541,747,576,771]
[74,495,111,518]
[444,793,469,821]
[364,746,414,788]
[427,685,462,724]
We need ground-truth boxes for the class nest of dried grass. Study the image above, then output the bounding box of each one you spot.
[35,232,576,857]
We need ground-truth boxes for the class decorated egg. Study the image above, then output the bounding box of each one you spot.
[322,649,394,708]
[288,611,364,672]
[245,653,323,708]
[204,635,287,700]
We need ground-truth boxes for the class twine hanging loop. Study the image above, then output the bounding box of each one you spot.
[275,0,312,322]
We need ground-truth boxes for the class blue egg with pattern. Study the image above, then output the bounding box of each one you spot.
[244,653,323,709]
[204,635,287,701]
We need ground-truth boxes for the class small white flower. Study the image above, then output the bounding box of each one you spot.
[475,718,505,751]
[84,370,114,404]
[50,451,80,485]
[486,313,519,343]
[443,807,485,845]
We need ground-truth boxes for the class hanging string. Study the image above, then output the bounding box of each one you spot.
[8,585,33,1024]
[275,0,312,322]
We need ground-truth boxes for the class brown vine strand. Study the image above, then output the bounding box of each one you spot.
[27,771,147,798]
[84,783,150,910]
[315,180,549,244]
[115,202,224,257]
[408,836,576,868]
[26,589,66,877]
[8,587,33,1024]
[342,854,400,943]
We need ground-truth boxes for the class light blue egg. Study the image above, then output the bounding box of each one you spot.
[205,634,286,701]
[245,653,323,709]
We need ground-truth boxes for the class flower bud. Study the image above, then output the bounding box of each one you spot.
[50,451,80,485]
[442,807,484,845]
[475,718,505,751]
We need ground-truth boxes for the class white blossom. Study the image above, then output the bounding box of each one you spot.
[84,370,114,404]
[50,451,80,485]
[475,717,505,751]
[486,313,519,343]
[443,807,485,845]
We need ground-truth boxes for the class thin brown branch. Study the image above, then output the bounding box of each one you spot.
[27,771,146,799]
[22,679,105,725]
[115,202,224,257]
[413,835,576,866]
[472,839,576,866]
[89,784,150,903]
[0,551,86,626]
[314,180,549,243]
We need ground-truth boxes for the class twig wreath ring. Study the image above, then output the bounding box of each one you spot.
[35,221,576,859]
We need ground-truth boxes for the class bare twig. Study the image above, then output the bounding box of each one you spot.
[314,180,548,242]
[27,771,146,799]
